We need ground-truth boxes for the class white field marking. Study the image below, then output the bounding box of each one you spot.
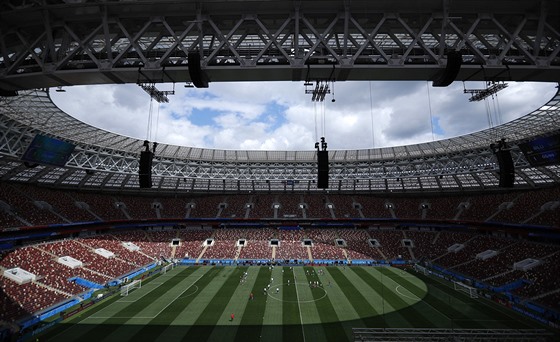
[177,285,199,299]
[90,272,206,320]
[147,272,206,319]
[428,274,533,325]
[266,282,327,303]
[395,285,421,301]
[85,316,155,320]
[293,271,306,342]
[118,281,165,303]
[384,270,451,322]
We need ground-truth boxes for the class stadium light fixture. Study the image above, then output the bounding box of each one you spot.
[464,81,508,102]
[306,81,330,102]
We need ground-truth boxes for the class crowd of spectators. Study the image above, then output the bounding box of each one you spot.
[2,226,560,321]
[0,282,28,322]
[422,195,467,220]
[275,241,309,260]
[0,277,68,319]
[0,208,24,228]
[390,198,422,219]
[408,230,472,261]
[339,229,382,260]
[201,229,239,259]
[174,230,212,259]
[327,194,360,218]
[303,229,344,260]
[454,240,559,282]
[494,187,560,226]
[460,192,519,222]
[157,197,188,219]
[516,252,560,304]
[435,235,508,269]
[80,235,154,266]
[220,194,252,218]
[237,229,275,259]
[187,195,225,218]
[247,194,275,218]
[276,194,302,218]
[39,239,136,279]
[10,184,95,223]
[0,183,62,226]
[70,191,127,221]
[0,246,88,295]
[369,230,411,260]
[202,240,238,259]
[302,195,331,218]
[115,195,158,220]
[1,184,559,227]
[133,229,176,259]
[352,196,391,218]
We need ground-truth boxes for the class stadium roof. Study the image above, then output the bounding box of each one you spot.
[0,0,559,192]
[0,0,559,91]
[0,88,559,192]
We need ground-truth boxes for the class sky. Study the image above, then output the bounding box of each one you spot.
[50,81,557,151]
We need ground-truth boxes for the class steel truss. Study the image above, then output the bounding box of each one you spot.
[0,0,559,90]
[0,89,559,192]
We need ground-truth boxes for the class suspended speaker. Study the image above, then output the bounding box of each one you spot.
[0,88,18,97]
[188,53,209,88]
[317,150,329,189]
[139,150,153,188]
[432,51,462,87]
[496,150,515,188]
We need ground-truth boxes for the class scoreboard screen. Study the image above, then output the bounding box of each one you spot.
[21,134,76,167]
[518,134,560,167]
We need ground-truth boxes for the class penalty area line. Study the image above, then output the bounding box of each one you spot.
[395,285,421,301]
[149,272,206,319]
[117,281,165,303]
[91,273,206,320]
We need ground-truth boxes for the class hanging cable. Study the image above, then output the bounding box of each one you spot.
[426,81,435,141]
[484,98,492,128]
[321,100,326,138]
[493,91,503,126]
[369,81,375,148]
[491,94,499,127]
[146,98,154,141]
[154,101,161,142]
[314,101,318,143]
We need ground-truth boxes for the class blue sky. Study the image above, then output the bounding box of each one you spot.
[51,81,557,151]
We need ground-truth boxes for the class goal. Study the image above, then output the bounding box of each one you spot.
[414,264,430,276]
[121,279,142,296]
[162,263,175,274]
[453,281,478,298]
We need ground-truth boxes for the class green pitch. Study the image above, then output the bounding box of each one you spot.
[41,266,544,341]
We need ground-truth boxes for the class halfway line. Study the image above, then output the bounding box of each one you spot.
[293,270,306,342]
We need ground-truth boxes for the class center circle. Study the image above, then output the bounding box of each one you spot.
[266,282,328,303]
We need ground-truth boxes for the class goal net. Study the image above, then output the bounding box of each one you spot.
[162,263,175,274]
[453,281,478,298]
[121,279,142,296]
[414,264,430,276]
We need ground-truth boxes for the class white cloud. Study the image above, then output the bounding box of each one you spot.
[50,81,557,151]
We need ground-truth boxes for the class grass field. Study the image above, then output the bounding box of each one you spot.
[40,265,549,342]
